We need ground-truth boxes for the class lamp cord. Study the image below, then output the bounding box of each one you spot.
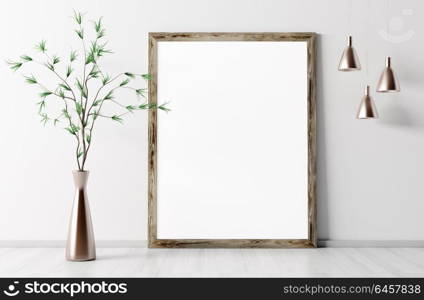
[348,0,352,35]
[366,0,370,82]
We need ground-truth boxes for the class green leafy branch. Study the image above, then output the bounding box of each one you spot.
[7,11,169,171]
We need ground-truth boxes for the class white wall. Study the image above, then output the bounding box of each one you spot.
[1,0,423,242]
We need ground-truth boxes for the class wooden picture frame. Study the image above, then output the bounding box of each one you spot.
[148,32,317,248]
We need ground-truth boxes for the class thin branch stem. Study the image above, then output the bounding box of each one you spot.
[118,111,131,117]
[36,82,76,102]
[108,73,125,85]
[34,59,79,102]
[15,18,153,171]
[109,99,127,109]
[81,82,116,169]
[92,37,106,80]
[42,49,84,169]
[85,76,123,119]
[77,21,89,170]
[94,61,105,79]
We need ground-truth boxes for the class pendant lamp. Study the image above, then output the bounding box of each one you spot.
[357,85,379,119]
[338,36,361,71]
[376,56,400,92]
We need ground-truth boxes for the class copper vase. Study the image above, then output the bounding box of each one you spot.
[66,170,96,261]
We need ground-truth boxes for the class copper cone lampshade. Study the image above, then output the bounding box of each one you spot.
[357,85,379,119]
[338,36,361,71]
[376,57,400,92]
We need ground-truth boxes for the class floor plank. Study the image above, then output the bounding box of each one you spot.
[0,248,423,277]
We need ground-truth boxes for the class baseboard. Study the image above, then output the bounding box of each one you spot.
[317,240,424,248]
[0,240,423,248]
[0,240,147,248]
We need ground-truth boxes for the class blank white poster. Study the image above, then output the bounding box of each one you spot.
[156,41,308,239]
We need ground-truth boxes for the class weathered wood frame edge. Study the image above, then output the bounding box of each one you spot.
[148,32,317,248]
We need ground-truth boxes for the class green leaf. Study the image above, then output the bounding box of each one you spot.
[96,42,113,57]
[102,74,110,85]
[138,103,156,110]
[89,41,98,56]
[141,74,152,80]
[124,72,135,78]
[86,134,91,143]
[73,10,83,25]
[37,100,46,112]
[66,65,73,78]
[94,17,102,33]
[103,90,114,100]
[92,110,98,120]
[66,124,80,135]
[39,91,52,98]
[58,83,71,91]
[75,79,87,98]
[126,105,136,112]
[40,113,49,125]
[92,100,101,106]
[70,50,77,62]
[62,108,70,119]
[65,127,76,135]
[75,29,84,39]
[90,72,99,78]
[159,102,171,112]
[7,60,23,71]
[76,78,83,91]
[58,89,65,99]
[52,55,60,64]
[77,150,84,158]
[44,62,54,71]
[81,88,87,99]
[66,123,80,135]
[135,88,147,98]
[88,66,99,78]
[86,40,109,62]
[53,118,60,126]
[35,40,47,53]
[24,74,37,84]
[97,29,105,39]
[111,115,123,123]
[75,102,83,115]
[119,78,130,86]
[20,55,32,62]
[71,123,80,132]
[85,53,94,64]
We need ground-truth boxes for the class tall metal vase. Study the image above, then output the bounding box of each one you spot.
[66,170,96,261]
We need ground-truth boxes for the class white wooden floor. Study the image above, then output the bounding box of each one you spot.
[1,248,424,277]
